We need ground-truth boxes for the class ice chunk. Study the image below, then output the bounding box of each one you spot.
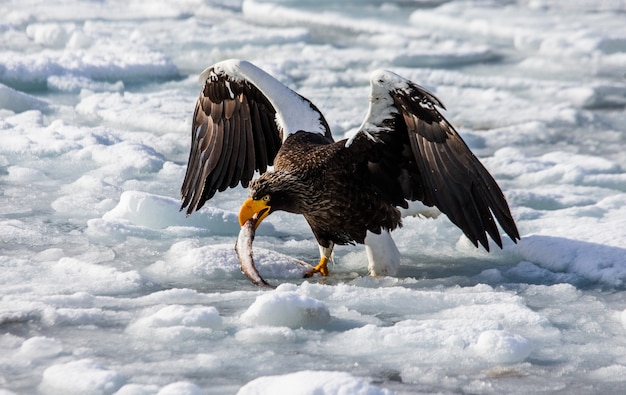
[17,336,63,360]
[112,384,159,395]
[237,370,394,395]
[0,83,48,112]
[474,330,532,364]
[40,359,126,395]
[588,364,626,382]
[97,190,280,236]
[241,289,331,328]
[26,22,72,48]
[143,240,312,286]
[126,305,222,342]
[49,257,143,295]
[235,326,296,344]
[517,235,626,287]
[155,382,204,395]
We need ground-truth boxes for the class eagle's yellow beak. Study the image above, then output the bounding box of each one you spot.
[238,197,271,230]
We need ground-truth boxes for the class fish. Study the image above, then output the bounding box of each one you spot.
[235,218,274,288]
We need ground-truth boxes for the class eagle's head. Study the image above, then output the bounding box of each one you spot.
[238,171,312,229]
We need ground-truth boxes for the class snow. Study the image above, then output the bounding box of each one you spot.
[1,0,626,394]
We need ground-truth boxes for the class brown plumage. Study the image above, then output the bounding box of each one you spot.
[180,59,520,277]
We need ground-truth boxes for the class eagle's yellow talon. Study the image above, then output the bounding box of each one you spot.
[305,256,329,278]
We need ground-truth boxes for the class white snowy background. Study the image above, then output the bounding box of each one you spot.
[2,0,626,394]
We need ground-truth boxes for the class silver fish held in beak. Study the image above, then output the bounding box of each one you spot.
[235,217,274,288]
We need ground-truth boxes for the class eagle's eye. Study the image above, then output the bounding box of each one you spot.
[262,194,271,203]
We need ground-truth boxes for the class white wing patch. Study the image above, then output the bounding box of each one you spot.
[346,69,446,148]
[346,69,410,148]
[200,59,328,141]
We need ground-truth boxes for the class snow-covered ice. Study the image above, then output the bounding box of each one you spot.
[1,0,626,394]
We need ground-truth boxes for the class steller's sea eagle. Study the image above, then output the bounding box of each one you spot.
[180,59,520,277]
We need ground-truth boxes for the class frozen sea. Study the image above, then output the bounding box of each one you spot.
[2,0,626,394]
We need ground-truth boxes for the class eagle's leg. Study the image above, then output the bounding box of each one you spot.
[304,243,334,277]
[311,256,330,276]
[364,230,400,276]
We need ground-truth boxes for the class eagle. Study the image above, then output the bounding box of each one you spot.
[180,59,520,278]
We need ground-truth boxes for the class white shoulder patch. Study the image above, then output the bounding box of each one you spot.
[199,59,328,141]
[346,70,406,148]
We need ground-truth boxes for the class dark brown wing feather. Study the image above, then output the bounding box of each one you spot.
[180,68,282,215]
[394,86,520,249]
[351,73,520,250]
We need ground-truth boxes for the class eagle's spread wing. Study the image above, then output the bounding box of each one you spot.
[180,59,331,215]
[349,70,520,250]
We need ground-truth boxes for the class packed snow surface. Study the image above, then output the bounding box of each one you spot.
[2,0,626,394]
